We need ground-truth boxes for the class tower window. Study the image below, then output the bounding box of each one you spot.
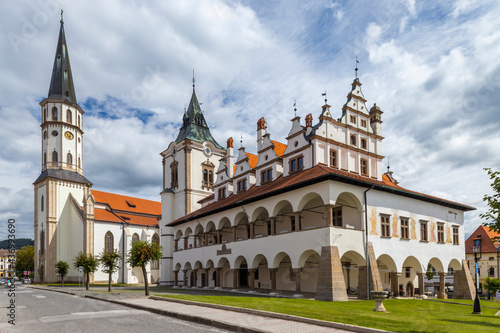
[361,138,367,149]
[66,153,72,165]
[66,109,72,123]
[78,115,81,127]
[43,152,47,166]
[52,151,58,162]
[360,158,368,176]
[40,230,45,255]
[202,162,215,190]
[170,161,178,189]
[350,135,356,146]
[329,149,337,168]
[350,115,356,124]
[52,106,58,120]
[41,196,44,212]
[104,231,114,253]
[44,109,47,122]
[361,119,367,127]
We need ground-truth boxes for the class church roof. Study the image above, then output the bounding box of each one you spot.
[92,190,161,227]
[175,87,222,148]
[34,169,92,185]
[169,164,475,226]
[47,18,77,104]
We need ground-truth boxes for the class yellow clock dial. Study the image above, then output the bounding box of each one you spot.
[65,131,74,140]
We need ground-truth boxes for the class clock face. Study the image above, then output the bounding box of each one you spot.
[64,131,74,140]
[202,142,213,157]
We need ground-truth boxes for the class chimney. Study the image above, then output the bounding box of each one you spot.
[305,113,313,135]
[226,137,234,178]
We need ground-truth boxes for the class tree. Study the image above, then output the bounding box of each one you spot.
[480,168,500,234]
[483,277,500,299]
[73,252,99,290]
[55,261,69,287]
[426,263,435,281]
[15,245,34,278]
[127,240,162,296]
[99,249,121,292]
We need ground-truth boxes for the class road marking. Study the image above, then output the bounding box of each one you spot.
[33,295,46,298]
[39,309,147,323]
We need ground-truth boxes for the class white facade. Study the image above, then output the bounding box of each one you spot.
[160,78,475,300]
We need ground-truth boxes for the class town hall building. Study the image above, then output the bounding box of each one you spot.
[158,73,477,301]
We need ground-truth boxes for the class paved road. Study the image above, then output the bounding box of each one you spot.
[0,284,228,332]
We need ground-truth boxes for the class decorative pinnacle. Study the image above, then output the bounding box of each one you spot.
[192,69,195,90]
[355,56,359,78]
[293,100,297,117]
[387,156,391,172]
[322,90,327,104]
[60,9,64,24]
[240,134,243,148]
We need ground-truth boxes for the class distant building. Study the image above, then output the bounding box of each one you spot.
[159,74,477,301]
[33,19,161,284]
[465,225,500,295]
[0,249,16,278]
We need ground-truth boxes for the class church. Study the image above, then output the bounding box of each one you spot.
[33,18,161,284]
[35,19,477,301]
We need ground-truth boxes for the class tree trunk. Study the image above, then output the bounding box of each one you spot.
[142,265,149,296]
[61,276,64,288]
[108,271,112,292]
[86,272,90,290]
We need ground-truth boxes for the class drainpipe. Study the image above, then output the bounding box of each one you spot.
[122,223,127,284]
[364,185,374,300]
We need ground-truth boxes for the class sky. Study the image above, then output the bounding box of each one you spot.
[0,0,499,240]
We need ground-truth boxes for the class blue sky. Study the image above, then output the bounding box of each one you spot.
[0,0,499,240]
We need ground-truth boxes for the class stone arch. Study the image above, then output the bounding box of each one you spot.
[217,257,231,288]
[205,221,216,245]
[194,261,203,270]
[273,251,292,268]
[183,262,192,270]
[297,192,325,211]
[251,206,270,221]
[174,263,182,271]
[341,250,366,296]
[252,207,269,237]
[175,230,183,240]
[234,256,249,288]
[206,259,215,269]
[251,254,269,269]
[298,193,326,230]
[234,255,249,269]
[274,252,294,292]
[377,254,398,292]
[335,192,363,229]
[218,218,232,244]
[298,250,320,293]
[273,200,294,217]
[427,257,444,273]
[448,259,461,271]
[401,256,423,297]
[217,257,230,269]
[234,212,249,241]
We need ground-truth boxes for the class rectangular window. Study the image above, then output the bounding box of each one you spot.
[361,119,367,127]
[381,215,390,237]
[329,149,337,167]
[350,115,356,124]
[267,169,272,181]
[437,223,445,243]
[289,156,304,173]
[291,216,296,231]
[360,159,368,176]
[400,217,409,239]
[420,221,428,241]
[218,188,226,200]
[453,226,459,245]
[333,207,342,227]
[261,169,272,183]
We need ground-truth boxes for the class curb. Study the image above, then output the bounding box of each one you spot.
[150,296,391,333]
[27,285,76,296]
[84,295,263,333]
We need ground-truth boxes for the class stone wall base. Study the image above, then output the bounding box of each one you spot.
[315,246,348,301]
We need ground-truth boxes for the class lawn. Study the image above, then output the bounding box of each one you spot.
[157,295,500,332]
[45,283,133,287]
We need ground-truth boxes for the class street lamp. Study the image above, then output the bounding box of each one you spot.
[495,242,500,280]
[472,234,482,314]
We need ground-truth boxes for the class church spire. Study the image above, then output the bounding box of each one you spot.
[175,80,222,148]
[48,16,77,104]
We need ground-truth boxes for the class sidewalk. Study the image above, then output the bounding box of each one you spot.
[30,285,390,333]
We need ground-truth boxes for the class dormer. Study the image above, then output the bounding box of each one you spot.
[339,78,372,133]
[255,131,285,186]
[232,147,256,194]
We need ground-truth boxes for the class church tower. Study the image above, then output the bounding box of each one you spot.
[159,79,225,285]
[34,17,93,283]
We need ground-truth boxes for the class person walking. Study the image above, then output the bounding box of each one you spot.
[495,289,500,303]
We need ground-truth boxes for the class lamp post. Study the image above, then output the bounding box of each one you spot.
[472,234,482,314]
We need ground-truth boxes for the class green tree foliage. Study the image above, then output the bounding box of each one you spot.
[0,238,34,250]
[55,261,69,287]
[426,263,435,281]
[99,249,121,292]
[15,245,34,278]
[73,252,99,290]
[483,277,500,298]
[480,168,500,234]
[127,240,162,296]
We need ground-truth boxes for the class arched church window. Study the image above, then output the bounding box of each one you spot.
[40,230,45,255]
[350,134,356,146]
[203,169,208,182]
[489,267,495,277]
[67,153,72,165]
[52,151,58,162]
[151,234,160,269]
[43,152,47,166]
[209,170,213,184]
[52,106,58,120]
[104,231,114,253]
[78,115,81,127]
[41,196,44,212]
[66,109,72,123]
[132,233,139,244]
[170,161,178,189]
[44,109,47,122]
[361,138,367,149]
[43,131,48,139]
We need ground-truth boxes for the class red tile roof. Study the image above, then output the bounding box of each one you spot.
[168,164,474,226]
[465,225,500,254]
[92,190,160,227]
